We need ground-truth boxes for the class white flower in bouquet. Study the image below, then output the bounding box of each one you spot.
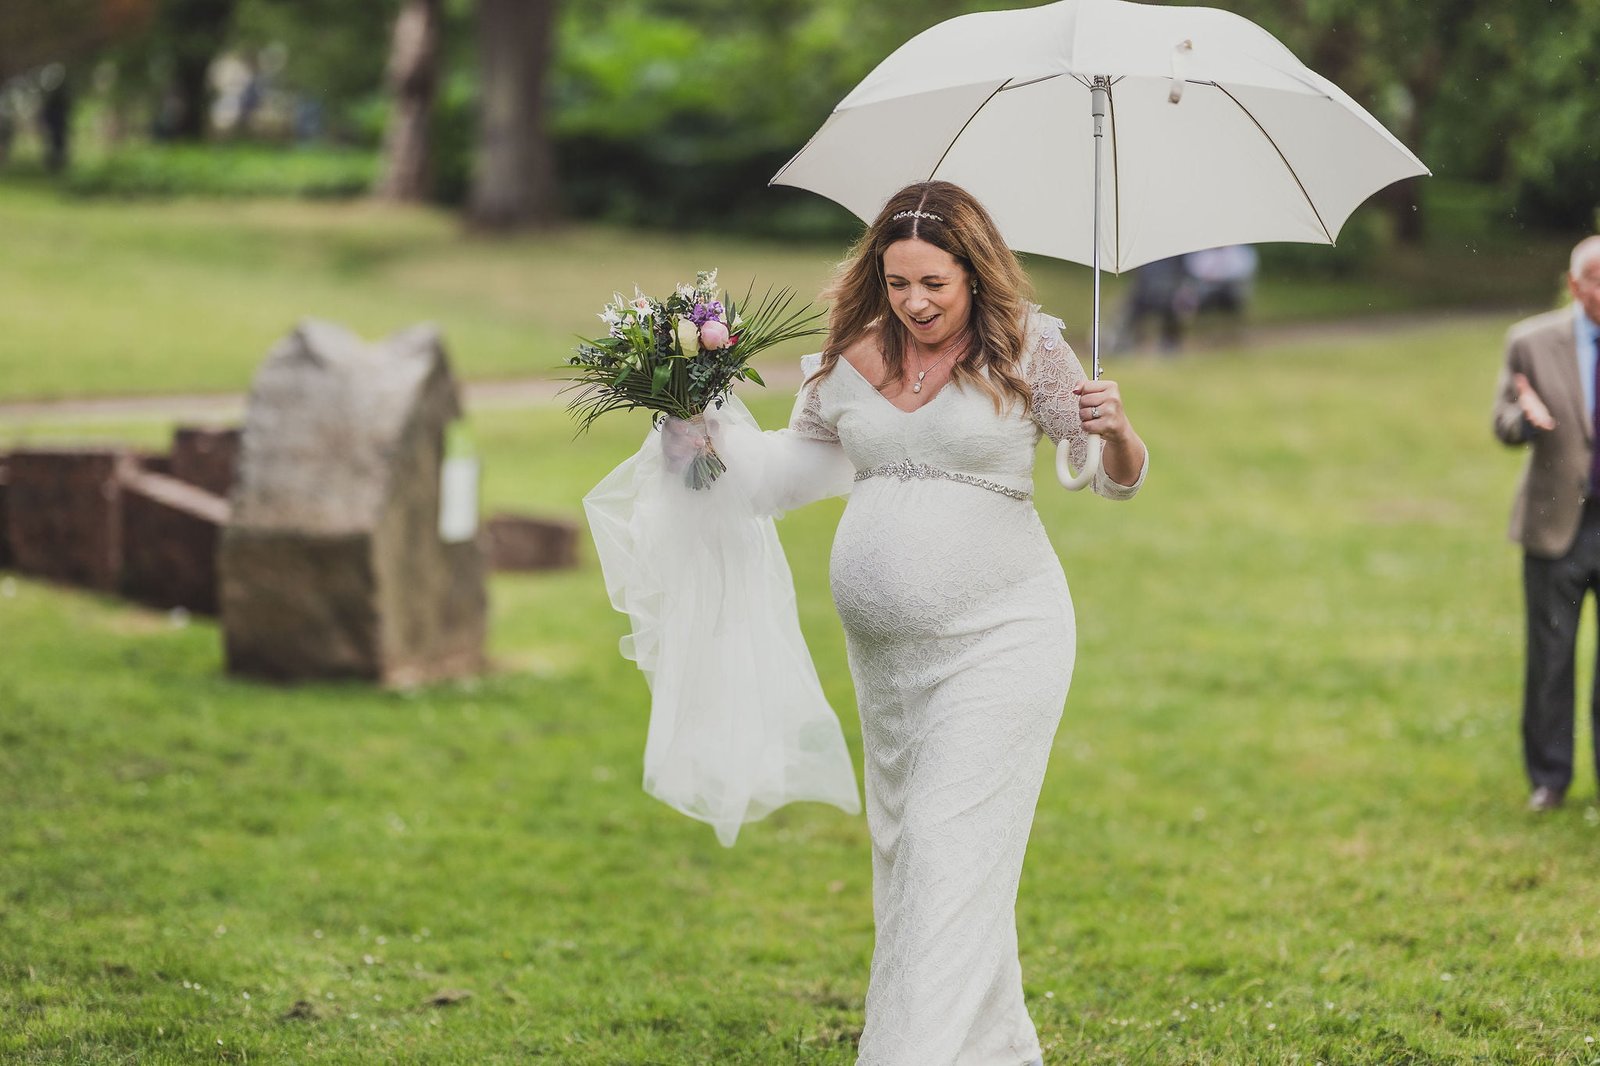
[564,269,826,489]
[675,316,701,353]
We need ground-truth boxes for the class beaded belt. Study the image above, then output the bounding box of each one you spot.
[853,458,1031,501]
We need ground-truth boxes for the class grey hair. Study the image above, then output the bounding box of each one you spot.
[1571,235,1600,278]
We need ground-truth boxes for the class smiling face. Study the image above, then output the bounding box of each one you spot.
[882,238,973,353]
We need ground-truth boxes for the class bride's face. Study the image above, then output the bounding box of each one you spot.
[882,238,973,352]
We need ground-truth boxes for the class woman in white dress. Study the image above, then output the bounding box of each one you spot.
[652,180,1148,1064]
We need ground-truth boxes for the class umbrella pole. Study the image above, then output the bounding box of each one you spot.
[1057,75,1109,491]
[1091,75,1107,382]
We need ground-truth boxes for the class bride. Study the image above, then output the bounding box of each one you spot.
[590,180,1147,1065]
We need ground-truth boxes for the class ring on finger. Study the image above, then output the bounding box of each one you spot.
[1090,405,1101,419]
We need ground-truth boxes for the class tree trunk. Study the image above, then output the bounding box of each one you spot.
[376,0,443,202]
[159,0,239,142]
[467,0,560,230]
[169,50,211,140]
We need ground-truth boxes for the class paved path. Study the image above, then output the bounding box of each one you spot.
[0,309,1517,425]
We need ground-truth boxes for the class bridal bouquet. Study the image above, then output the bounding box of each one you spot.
[564,269,825,488]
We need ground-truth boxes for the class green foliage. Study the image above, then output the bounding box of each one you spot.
[228,0,397,142]
[62,142,376,198]
[10,319,1600,1062]
[1499,3,1600,228]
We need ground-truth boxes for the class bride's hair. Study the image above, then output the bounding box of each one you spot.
[817,180,1035,414]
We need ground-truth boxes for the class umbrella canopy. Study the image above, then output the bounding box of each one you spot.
[771,0,1429,273]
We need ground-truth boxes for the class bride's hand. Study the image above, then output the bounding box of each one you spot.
[660,416,707,470]
[1074,379,1130,441]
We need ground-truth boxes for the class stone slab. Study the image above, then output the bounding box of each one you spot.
[0,456,10,568]
[120,468,229,615]
[170,426,241,498]
[220,529,381,681]
[482,512,579,571]
[6,449,133,590]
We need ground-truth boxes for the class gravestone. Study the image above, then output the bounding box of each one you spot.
[0,455,11,567]
[220,320,486,686]
[120,468,228,615]
[170,426,240,498]
[6,448,134,590]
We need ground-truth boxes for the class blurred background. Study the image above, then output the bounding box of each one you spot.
[0,0,1595,318]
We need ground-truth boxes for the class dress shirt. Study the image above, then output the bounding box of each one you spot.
[1576,306,1600,419]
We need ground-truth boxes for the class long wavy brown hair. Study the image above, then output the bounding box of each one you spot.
[816,180,1035,413]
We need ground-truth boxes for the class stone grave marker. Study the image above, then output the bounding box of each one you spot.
[220,320,487,685]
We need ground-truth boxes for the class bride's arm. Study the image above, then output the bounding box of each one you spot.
[667,356,854,517]
[1025,313,1147,499]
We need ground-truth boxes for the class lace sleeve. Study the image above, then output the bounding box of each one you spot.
[788,352,838,442]
[1024,311,1145,500]
[1025,313,1087,451]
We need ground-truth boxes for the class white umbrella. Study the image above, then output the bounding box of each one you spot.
[771,0,1428,487]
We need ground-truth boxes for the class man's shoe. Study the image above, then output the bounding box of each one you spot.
[1528,786,1564,812]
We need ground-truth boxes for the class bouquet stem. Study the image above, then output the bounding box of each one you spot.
[683,413,727,490]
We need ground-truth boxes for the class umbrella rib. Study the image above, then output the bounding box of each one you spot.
[1213,83,1334,244]
[927,79,1013,181]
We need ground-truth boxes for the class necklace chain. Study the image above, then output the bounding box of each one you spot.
[909,340,960,394]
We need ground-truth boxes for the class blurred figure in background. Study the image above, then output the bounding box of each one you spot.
[1178,244,1258,326]
[1109,254,1187,354]
[38,64,71,173]
[1491,235,1600,813]
[1110,245,1258,354]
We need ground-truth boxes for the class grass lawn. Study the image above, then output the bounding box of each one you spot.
[8,308,1600,1063]
[0,181,1577,403]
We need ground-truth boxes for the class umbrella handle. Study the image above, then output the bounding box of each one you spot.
[1055,434,1103,492]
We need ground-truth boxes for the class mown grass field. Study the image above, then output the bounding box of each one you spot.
[9,305,1600,1063]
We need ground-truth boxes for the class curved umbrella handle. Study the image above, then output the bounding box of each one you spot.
[1055,434,1103,492]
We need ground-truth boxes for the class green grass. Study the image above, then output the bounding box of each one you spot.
[0,182,1576,403]
[9,314,1600,1063]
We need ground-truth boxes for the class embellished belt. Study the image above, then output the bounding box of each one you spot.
[853,458,1031,501]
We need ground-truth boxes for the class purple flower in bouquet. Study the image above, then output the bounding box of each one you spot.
[563,269,826,489]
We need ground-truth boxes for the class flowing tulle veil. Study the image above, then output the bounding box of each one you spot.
[584,388,860,845]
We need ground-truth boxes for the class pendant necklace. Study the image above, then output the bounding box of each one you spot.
[910,342,958,394]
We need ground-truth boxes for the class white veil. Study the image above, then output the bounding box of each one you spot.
[583,390,860,845]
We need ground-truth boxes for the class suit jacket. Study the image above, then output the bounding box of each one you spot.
[1493,306,1586,558]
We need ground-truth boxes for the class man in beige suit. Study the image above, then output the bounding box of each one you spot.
[1493,235,1600,811]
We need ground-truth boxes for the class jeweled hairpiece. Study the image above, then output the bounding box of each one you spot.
[892,209,944,223]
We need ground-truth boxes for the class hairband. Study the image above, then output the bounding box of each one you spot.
[892,209,944,223]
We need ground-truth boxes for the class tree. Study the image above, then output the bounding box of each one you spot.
[0,0,154,85]
[153,0,242,139]
[467,0,560,230]
[376,0,444,201]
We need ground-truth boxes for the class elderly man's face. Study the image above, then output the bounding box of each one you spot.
[1570,251,1600,324]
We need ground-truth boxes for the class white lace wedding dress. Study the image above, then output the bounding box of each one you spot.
[585,310,1145,1065]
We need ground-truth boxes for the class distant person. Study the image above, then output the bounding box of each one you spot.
[1110,254,1186,353]
[0,95,15,166]
[1178,244,1258,320]
[38,65,71,173]
[1491,234,1600,812]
